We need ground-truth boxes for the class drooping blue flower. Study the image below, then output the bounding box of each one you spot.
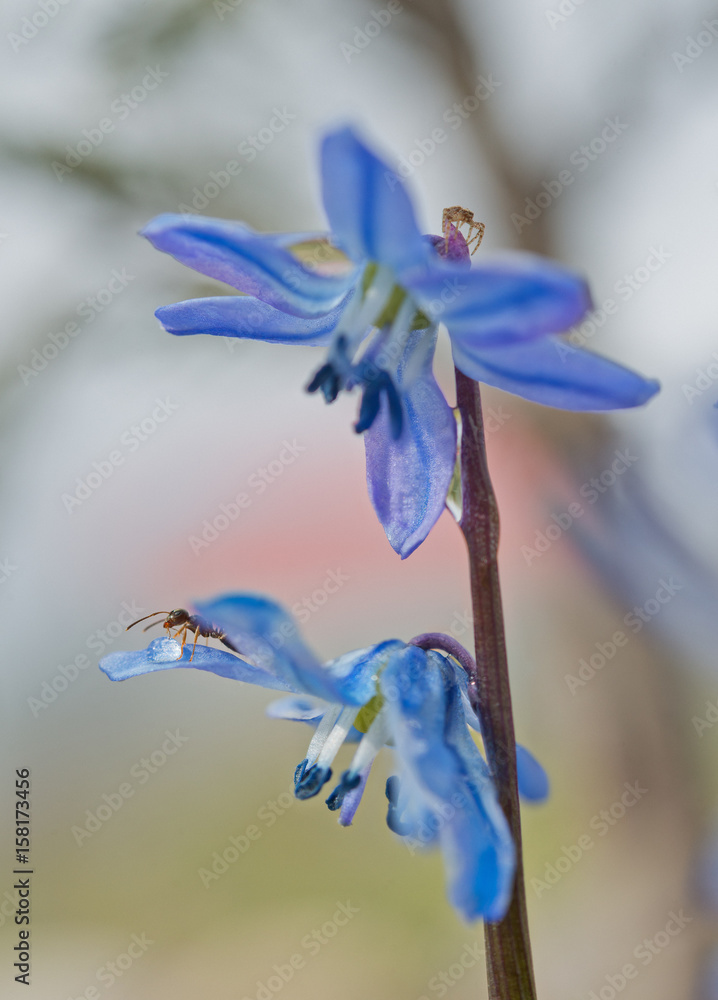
[99,593,548,922]
[142,127,659,557]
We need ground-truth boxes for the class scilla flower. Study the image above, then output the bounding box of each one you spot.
[100,593,547,922]
[142,127,659,557]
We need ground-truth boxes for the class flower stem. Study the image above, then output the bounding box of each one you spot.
[454,368,537,1000]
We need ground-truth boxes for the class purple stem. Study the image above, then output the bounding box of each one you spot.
[454,368,537,1000]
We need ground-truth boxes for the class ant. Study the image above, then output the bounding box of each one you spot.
[442,206,485,256]
[126,609,239,662]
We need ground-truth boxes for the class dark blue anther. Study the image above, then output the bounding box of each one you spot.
[306,363,336,396]
[386,807,413,836]
[307,336,352,404]
[354,370,403,439]
[354,383,381,435]
[385,775,401,805]
[325,770,361,811]
[294,758,308,786]
[295,764,332,800]
[385,775,412,835]
[383,376,403,440]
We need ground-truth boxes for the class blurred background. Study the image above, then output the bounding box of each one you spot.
[2,0,718,997]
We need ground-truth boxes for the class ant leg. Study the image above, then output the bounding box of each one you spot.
[175,626,188,654]
[189,628,200,663]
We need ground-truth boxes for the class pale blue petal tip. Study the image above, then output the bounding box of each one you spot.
[516,745,550,802]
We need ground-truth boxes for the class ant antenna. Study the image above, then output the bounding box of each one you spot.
[142,619,166,633]
[125,612,168,632]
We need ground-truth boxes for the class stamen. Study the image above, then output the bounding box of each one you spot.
[332,265,395,355]
[385,775,401,806]
[325,770,361,811]
[307,262,427,438]
[380,294,420,370]
[346,707,390,776]
[353,382,381,435]
[295,765,333,799]
[314,706,360,769]
[353,370,403,439]
[295,705,359,802]
[305,337,349,402]
[338,766,370,827]
[306,361,335,395]
[323,707,390,816]
[303,704,343,766]
[385,776,413,836]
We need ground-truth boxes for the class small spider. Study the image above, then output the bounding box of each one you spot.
[442,206,485,256]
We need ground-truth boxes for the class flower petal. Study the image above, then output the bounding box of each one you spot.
[265,695,327,721]
[320,127,429,274]
[195,593,402,705]
[452,334,660,410]
[381,647,515,922]
[142,213,355,317]
[155,294,349,346]
[405,252,591,344]
[364,329,456,558]
[100,636,293,689]
[515,745,550,803]
[320,641,405,705]
[266,698,363,744]
[413,253,590,340]
[450,662,550,804]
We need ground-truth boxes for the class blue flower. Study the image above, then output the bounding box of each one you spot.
[99,593,548,922]
[142,127,659,557]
